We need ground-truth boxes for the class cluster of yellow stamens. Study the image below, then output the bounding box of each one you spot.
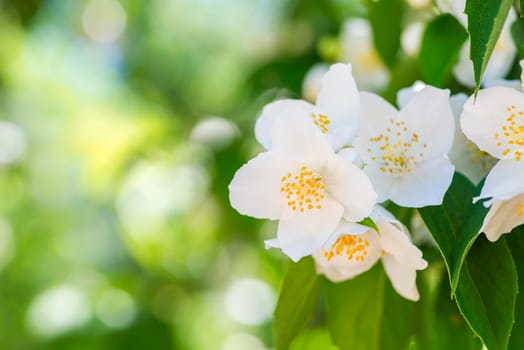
[310,113,330,133]
[323,234,370,262]
[280,166,325,213]
[368,118,426,175]
[517,203,523,217]
[495,105,524,161]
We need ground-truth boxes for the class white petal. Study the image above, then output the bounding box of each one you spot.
[362,164,398,203]
[449,93,496,184]
[460,87,524,160]
[313,230,381,282]
[480,193,524,241]
[229,152,297,220]
[354,92,399,165]
[302,63,329,103]
[254,99,316,149]
[392,157,455,207]
[382,255,420,301]
[277,195,344,261]
[476,160,524,201]
[483,79,522,90]
[271,109,335,170]
[399,86,454,160]
[316,63,360,148]
[323,154,377,222]
[396,81,426,109]
[377,218,428,270]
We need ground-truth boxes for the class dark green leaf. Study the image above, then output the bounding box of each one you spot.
[511,18,524,57]
[507,225,524,350]
[419,14,468,87]
[465,0,513,92]
[364,0,403,67]
[273,257,323,350]
[418,173,489,294]
[325,264,414,350]
[454,236,517,350]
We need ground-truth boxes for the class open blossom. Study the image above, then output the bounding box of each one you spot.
[354,86,455,207]
[313,206,428,301]
[339,18,389,92]
[461,84,524,240]
[256,63,360,151]
[229,110,377,261]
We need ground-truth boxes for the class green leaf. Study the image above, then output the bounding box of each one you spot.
[511,18,524,57]
[357,217,378,232]
[273,257,323,350]
[507,225,524,350]
[364,0,403,67]
[521,1,524,18]
[419,14,468,87]
[454,236,517,350]
[413,264,481,350]
[465,0,513,92]
[325,264,414,350]
[418,173,489,294]
[289,328,338,350]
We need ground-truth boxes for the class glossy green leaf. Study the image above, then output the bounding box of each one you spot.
[364,0,403,67]
[507,225,524,350]
[454,236,517,350]
[418,173,489,294]
[465,0,513,92]
[273,257,323,350]
[419,14,468,87]
[325,264,414,350]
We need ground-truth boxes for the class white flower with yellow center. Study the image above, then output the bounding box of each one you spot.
[313,206,428,301]
[461,85,524,241]
[339,18,390,92]
[354,86,455,207]
[398,82,496,184]
[230,110,377,261]
[256,63,360,151]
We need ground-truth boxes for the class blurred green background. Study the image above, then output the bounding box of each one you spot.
[0,0,441,349]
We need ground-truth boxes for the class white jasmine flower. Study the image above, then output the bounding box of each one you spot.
[313,206,428,301]
[398,82,494,184]
[354,86,455,207]
[339,18,389,92]
[256,63,360,151]
[302,63,329,103]
[230,110,377,261]
[446,0,517,88]
[461,84,524,240]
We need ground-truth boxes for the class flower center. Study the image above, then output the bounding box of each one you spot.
[280,166,325,213]
[367,118,426,175]
[310,113,330,133]
[495,105,524,161]
[517,203,523,217]
[323,234,370,262]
